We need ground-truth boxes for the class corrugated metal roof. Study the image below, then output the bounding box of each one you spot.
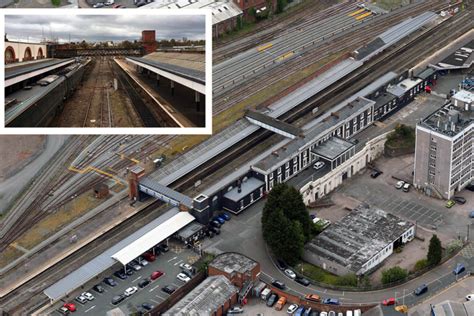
[5,58,75,80]
[139,176,194,208]
[379,11,438,45]
[43,208,180,301]
[111,211,195,265]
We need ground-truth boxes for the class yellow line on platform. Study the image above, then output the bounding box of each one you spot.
[68,165,125,185]
[356,11,372,20]
[257,43,273,52]
[348,8,365,17]
[276,51,294,62]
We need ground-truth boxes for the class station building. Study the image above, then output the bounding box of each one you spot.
[303,205,415,276]
[4,39,47,64]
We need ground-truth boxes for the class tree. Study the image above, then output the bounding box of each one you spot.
[427,234,442,266]
[381,266,408,284]
[51,0,60,6]
[276,0,287,14]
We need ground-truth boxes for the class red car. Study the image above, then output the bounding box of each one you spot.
[382,298,396,306]
[151,271,164,280]
[143,252,156,262]
[63,303,76,312]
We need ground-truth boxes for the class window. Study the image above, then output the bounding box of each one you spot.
[269,173,273,180]
[277,174,282,183]
[285,162,290,169]
[278,167,282,175]
[293,165,298,174]
[250,193,254,202]
[285,169,290,178]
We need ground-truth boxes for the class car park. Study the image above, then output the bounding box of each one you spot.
[58,306,70,315]
[162,285,177,294]
[124,286,138,296]
[92,284,104,293]
[382,298,396,306]
[284,268,296,279]
[453,196,466,204]
[287,304,298,314]
[75,295,88,304]
[414,284,428,296]
[305,294,321,302]
[466,294,474,301]
[177,272,191,282]
[63,303,76,312]
[272,280,286,290]
[395,180,405,189]
[295,276,310,286]
[453,263,465,275]
[446,200,456,208]
[138,278,151,288]
[114,270,127,279]
[323,298,340,305]
[228,306,244,314]
[103,277,117,286]
[81,291,94,301]
[266,293,278,307]
[111,294,126,305]
[151,270,164,280]
[314,161,325,170]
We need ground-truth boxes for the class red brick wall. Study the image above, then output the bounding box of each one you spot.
[142,30,157,54]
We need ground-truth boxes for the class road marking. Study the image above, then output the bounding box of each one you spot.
[174,259,183,266]
[151,298,160,304]
[149,284,160,292]
[155,294,166,300]
[85,306,96,313]
[132,276,142,282]
[171,283,181,288]
[168,256,177,262]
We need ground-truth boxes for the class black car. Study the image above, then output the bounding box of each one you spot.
[295,276,311,286]
[159,244,169,252]
[453,196,466,204]
[181,270,193,278]
[114,270,127,280]
[466,183,474,192]
[162,285,177,295]
[272,280,286,290]
[371,170,382,178]
[138,278,151,288]
[111,294,126,305]
[142,303,154,311]
[414,284,428,296]
[209,226,220,235]
[266,293,278,307]
[275,259,288,271]
[210,220,221,228]
[92,284,105,293]
[104,277,117,286]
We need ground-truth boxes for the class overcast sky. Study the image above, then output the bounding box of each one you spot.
[5,14,205,43]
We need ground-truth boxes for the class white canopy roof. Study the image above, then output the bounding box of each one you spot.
[111,211,195,265]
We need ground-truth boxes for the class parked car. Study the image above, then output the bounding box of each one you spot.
[104,0,114,4]
[63,303,76,312]
[287,304,298,314]
[210,220,222,228]
[181,269,193,278]
[136,0,147,6]
[414,284,428,296]
[114,270,127,280]
[303,307,312,316]
[469,211,474,218]
[284,269,296,279]
[213,216,226,224]
[81,292,94,301]
[209,226,221,235]
[92,284,104,293]
[266,293,279,307]
[124,286,138,297]
[453,196,466,204]
[219,212,231,221]
[382,297,396,306]
[180,263,194,272]
[295,276,310,286]
[137,257,149,266]
[371,170,382,178]
[275,296,287,311]
[125,268,134,276]
[305,294,321,302]
[295,306,306,316]
[272,280,286,290]
[276,259,288,271]
[323,298,340,305]
[138,278,151,288]
[162,285,177,294]
[151,270,164,280]
[75,295,88,304]
[466,183,474,192]
[58,307,70,315]
[143,252,156,262]
[111,294,126,305]
[402,183,410,192]
[395,180,405,189]
[453,263,465,275]
[103,277,117,287]
[142,303,154,311]
[446,200,456,208]
[92,2,104,7]
[228,306,244,314]
[314,161,325,170]
[177,272,191,282]
[127,262,142,271]
[466,294,474,301]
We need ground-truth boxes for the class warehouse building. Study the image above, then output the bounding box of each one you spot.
[414,89,473,199]
[303,205,415,276]
[163,275,238,316]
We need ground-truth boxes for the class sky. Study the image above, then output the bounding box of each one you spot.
[5,14,205,43]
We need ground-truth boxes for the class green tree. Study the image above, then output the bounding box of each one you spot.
[334,273,358,287]
[51,0,60,6]
[276,0,287,14]
[381,266,408,284]
[427,234,442,265]
[414,259,428,271]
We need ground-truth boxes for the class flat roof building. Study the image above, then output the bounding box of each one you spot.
[304,205,415,276]
[163,275,238,316]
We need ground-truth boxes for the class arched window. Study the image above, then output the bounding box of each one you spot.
[5,46,15,64]
[37,47,44,59]
[24,47,32,61]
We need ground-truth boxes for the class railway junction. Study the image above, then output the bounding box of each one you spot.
[4,30,207,128]
[0,1,473,315]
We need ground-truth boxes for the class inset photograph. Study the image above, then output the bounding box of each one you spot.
[4,12,209,131]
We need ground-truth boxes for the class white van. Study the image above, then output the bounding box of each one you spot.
[346,311,353,316]
[260,288,271,300]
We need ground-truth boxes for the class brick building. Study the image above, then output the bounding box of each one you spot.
[141,30,157,54]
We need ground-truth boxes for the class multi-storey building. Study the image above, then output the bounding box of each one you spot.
[414,89,473,199]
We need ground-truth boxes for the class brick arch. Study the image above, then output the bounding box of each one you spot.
[5,46,15,64]
[24,47,32,60]
[37,47,44,58]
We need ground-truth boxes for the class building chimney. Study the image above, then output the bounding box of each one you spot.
[237,179,242,193]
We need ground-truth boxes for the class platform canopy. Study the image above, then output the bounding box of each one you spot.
[111,211,195,265]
